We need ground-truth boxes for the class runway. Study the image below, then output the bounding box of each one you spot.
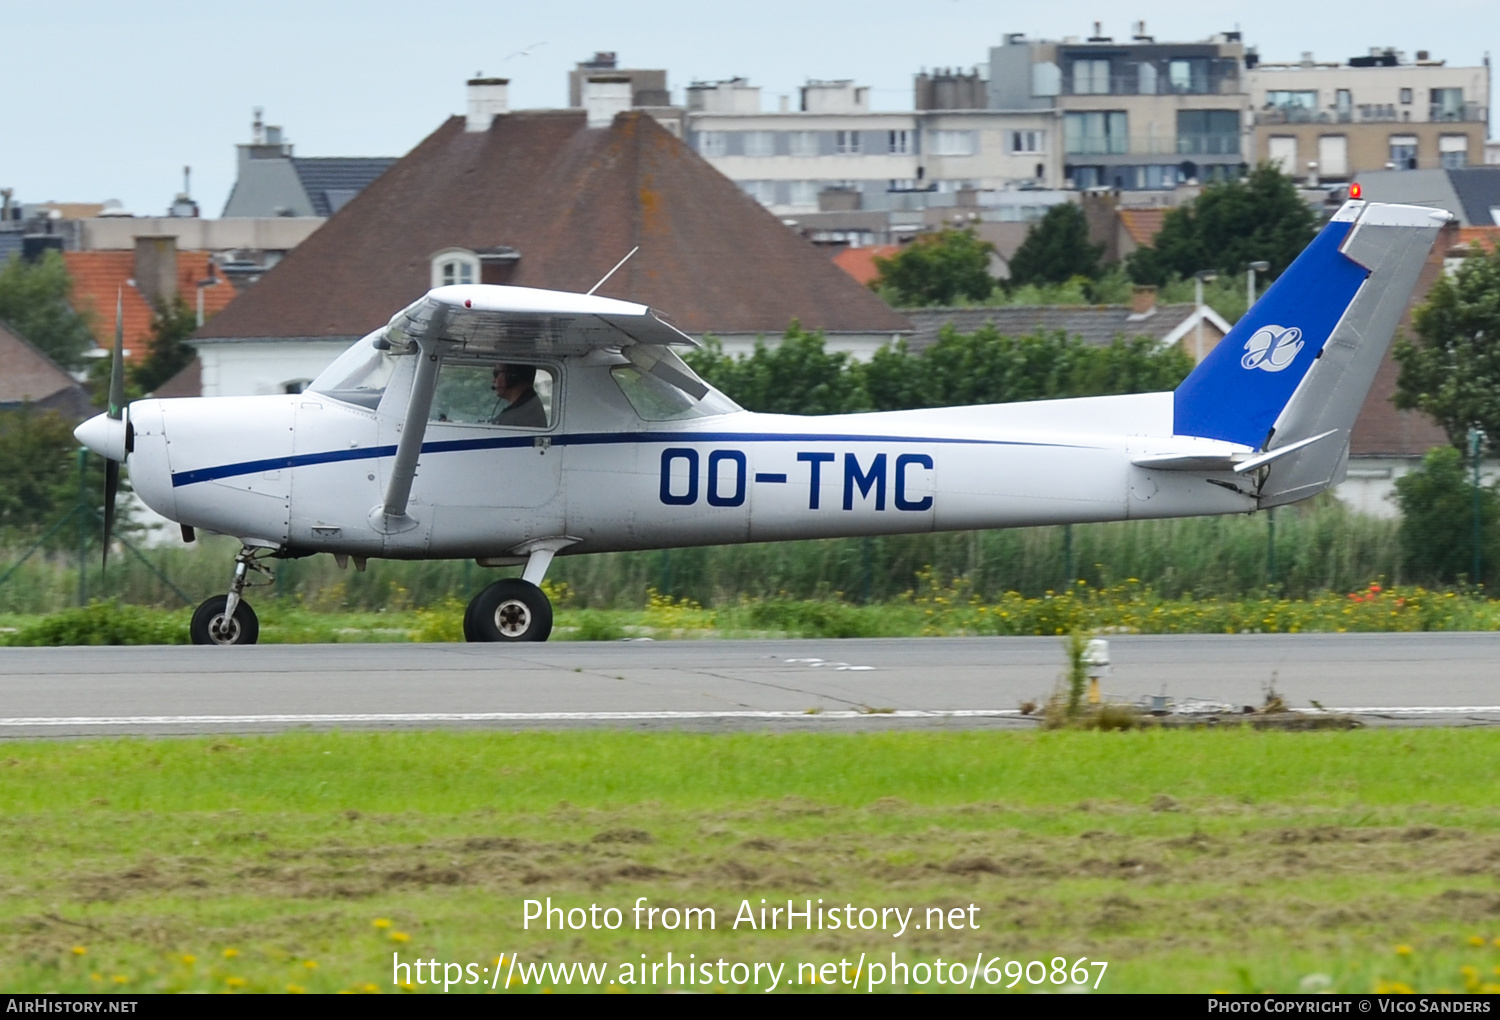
[2,633,1498,735]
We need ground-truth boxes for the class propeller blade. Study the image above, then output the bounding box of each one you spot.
[108,288,125,420]
[103,458,119,570]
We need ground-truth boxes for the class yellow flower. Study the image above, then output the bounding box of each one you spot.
[360,983,380,994]
[70,946,86,956]
[1470,935,1486,947]
[179,954,196,966]
[111,975,128,985]
[226,976,246,989]
[286,984,305,994]
[1396,944,1413,957]
[224,948,240,959]
[389,931,411,943]
[373,918,392,930]
[304,960,318,970]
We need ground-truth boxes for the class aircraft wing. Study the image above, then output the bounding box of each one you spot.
[389,285,698,355]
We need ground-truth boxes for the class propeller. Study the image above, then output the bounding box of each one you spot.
[102,288,126,569]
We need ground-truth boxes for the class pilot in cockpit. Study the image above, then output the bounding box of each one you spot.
[490,363,547,428]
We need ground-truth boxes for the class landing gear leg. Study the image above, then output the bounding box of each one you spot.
[464,546,557,643]
[190,544,268,646]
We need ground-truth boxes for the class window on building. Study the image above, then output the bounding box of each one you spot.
[1068,166,1102,189]
[1399,88,1413,104]
[1268,136,1297,174]
[1176,110,1240,155]
[742,131,775,157]
[835,130,862,155]
[697,131,728,157]
[1063,111,1127,155]
[1389,135,1418,170]
[1431,88,1464,121]
[1335,89,1352,121]
[930,130,978,156]
[788,131,819,157]
[1168,58,1209,94]
[788,181,820,207]
[1318,135,1349,177]
[1439,135,1469,168]
[1071,59,1111,95]
[1143,164,1179,189]
[888,129,912,154]
[740,180,777,206]
[430,249,480,290]
[1266,90,1318,120]
[1009,130,1044,154]
[1137,62,1159,95]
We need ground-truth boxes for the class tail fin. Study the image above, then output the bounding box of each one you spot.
[1172,200,1449,506]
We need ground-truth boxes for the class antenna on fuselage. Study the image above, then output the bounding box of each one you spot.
[585,245,639,296]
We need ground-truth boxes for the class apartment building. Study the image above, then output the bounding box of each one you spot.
[1248,48,1489,182]
[987,24,1250,192]
[684,77,1056,220]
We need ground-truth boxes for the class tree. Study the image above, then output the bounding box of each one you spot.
[685,322,869,415]
[0,407,100,539]
[870,229,996,307]
[1007,203,1103,287]
[1393,241,1500,453]
[1392,445,1498,586]
[1126,163,1317,285]
[0,251,96,369]
[131,297,198,394]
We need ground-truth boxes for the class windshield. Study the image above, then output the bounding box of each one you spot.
[309,333,400,409]
[610,365,740,421]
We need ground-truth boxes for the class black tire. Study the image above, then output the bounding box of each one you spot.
[190,595,260,646]
[467,579,552,642]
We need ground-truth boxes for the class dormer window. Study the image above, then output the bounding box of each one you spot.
[430,248,480,289]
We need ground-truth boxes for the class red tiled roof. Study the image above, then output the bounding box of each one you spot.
[831,245,902,287]
[63,250,237,356]
[199,111,911,341]
[1118,208,1167,248]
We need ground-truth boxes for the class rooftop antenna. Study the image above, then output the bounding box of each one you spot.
[183,165,191,197]
[586,245,639,296]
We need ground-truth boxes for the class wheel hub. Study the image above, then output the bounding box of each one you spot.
[209,614,241,644]
[493,599,532,638]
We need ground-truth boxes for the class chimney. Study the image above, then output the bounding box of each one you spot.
[466,77,509,132]
[134,236,178,308]
[584,75,633,127]
[1130,285,1158,316]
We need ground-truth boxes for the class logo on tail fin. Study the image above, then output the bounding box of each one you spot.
[1240,325,1304,372]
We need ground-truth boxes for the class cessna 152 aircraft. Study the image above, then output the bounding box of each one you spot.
[74,200,1447,644]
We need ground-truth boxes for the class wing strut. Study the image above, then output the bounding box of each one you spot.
[371,307,449,534]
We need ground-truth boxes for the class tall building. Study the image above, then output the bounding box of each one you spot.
[987,23,1250,192]
[1247,47,1490,183]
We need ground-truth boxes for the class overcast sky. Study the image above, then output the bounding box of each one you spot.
[3,0,1494,216]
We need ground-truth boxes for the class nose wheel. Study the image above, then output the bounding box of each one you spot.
[465,579,553,642]
[190,544,273,646]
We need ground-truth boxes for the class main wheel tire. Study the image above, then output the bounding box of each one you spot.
[190,595,260,646]
[467,579,553,642]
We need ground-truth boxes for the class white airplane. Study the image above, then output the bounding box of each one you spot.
[75,200,1447,645]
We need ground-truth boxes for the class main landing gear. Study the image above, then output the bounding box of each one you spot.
[462,540,567,643]
[190,544,272,646]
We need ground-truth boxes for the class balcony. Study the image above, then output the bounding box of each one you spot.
[1430,102,1487,123]
[1066,135,1242,157]
[1060,69,1240,97]
[1256,104,1488,125]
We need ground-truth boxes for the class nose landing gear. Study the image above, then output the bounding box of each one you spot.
[190,544,274,646]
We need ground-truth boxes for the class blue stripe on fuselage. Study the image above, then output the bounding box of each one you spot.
[168,430,1092,488]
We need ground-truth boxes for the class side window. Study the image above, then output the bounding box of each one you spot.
[428,362,555,428]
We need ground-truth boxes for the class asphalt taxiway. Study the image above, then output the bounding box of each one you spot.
[1,633,1497,735]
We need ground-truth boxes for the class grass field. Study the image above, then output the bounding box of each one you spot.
[4,728,1500,994]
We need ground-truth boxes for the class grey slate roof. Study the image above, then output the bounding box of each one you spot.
[1447,168,1500,228]
[903,304,1205,352]
[290,158,397,217]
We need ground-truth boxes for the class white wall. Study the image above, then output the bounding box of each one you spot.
[195,339,356,398]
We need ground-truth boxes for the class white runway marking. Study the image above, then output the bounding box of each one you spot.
[0,707,1497,730]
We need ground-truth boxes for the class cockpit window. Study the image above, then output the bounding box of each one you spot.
[429,362,555,428]
[309,333,400,409]
[610,365,740,421]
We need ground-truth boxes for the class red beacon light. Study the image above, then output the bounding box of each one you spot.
[1348,183,1363,199]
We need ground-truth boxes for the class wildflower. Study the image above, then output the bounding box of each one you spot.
[226,976,246,989]
[1396,945,1413,957]
[373,918,392,930]
[304,960,318,970]
[224,948,240,959]
[287,984,305,994]
[111,976,128,985]
[360,983,380,994]
[1470,935,1487,947]
[179,954,196,966]
[70,946,86,956]
[389,931,411,943]
[90,974,102,983]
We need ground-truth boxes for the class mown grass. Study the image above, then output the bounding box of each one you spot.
[3,729,1500,993]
